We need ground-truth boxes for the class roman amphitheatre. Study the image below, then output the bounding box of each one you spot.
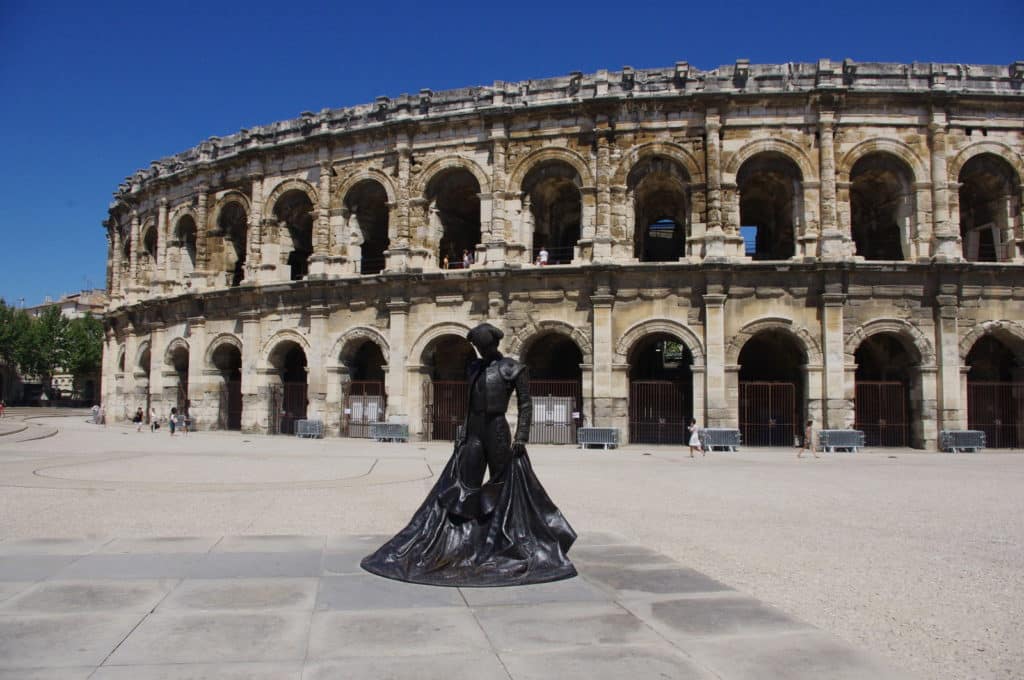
[101,60,1024,449]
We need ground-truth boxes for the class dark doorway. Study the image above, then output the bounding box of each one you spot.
[523,333,583,444]
[423,334,476,440]
[344,341,387,438]
[850,153,912,260]
[959,154,1020,262]
[854,334,917,447]
[628,333,693,444]
[427,169,481,269]
[737,153,803,260]
[345,180,390,275]
[271,343,308,435]
[219,202,248,286]
[967,335,1023,448]
[169,346,189,413]
[523,161,582,265]
[629,156,689,262]
[175,216,197,276]
[212,344,242,430]
[738,330,805,446]
[274,190,314,280]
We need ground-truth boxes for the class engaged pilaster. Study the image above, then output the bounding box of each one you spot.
[703,293,729,425]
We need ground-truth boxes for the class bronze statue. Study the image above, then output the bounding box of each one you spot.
[361,322,577,586]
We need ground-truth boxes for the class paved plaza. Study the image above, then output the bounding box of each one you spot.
[1,411,1022,679]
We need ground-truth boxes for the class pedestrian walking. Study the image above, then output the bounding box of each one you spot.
[688,418,704,458]
[90,404,100,424]
[149,406,159,432]
[133,407,144,432]
[0,399,5,419]
[797,419,819,458]
[169,406,177,436]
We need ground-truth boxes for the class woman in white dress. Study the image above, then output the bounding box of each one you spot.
[688,418,704,457]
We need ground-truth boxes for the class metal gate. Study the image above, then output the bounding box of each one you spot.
[530,380,581,444]
[739,381,797,446]
[219,380,242,430]
[430,380,468,441]
[269,382,307,435]
[855,381,908,447]
[968,381,1023,449]
[345,380,386,438]
[629,380,688,444]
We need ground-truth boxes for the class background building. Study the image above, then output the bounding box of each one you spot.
[102,60,1024,448]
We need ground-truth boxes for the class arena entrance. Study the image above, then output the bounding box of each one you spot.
[269,342,307,435]
[212,344,242,430]
[523,333,583,444]
[168,345,189,414]
[628,333,693,444]
[422,334,476,440]
[738,331,804,446]
[967,335,1023,448]
[854,334,919,447]
[342,341,387,438]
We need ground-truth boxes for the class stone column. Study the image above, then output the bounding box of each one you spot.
[240,311,262,433]
[307,304,328,422]
[477,191,494,267]
[309,158,332,278]
[186,317,206,429]
[193,184,210,286]
[156,198,169,284]
[247,171,264,282]
[387,133,412,271]
[148,323,167,414]
[386,300,409,425]
[109,226,122,300]
[929,112,960,260]
[590,288,615,431]
[821,293,852,429]
[591,134,611,262]
[936,292,964,431]
[486,122,509,267]
[703,110,726,259]
[325,365,346,436]
[128,211,141,297]
[818,113,846,259]
[703,293,729,425]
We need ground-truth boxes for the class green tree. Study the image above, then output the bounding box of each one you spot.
[0,299,32,372]
[64,314,104,394]
[23,305,69,388]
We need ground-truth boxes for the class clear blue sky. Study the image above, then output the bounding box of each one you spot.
[0,0,1020,308]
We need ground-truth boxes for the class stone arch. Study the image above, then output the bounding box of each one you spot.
[333,168,397,208]
[611,141,704,187]
[134,340,152,372]
[210,191,251,228]
[508,146,595,191]
[844,318,936,366]
[116,345,127,373]
[723,138,815,181]
[838,138,928,184]
[204,333,243,367]
[615,318,706,368]
[328,326,391,368]
[412,155,490,195]
[959,319,1024,362]
[260,329,311,368]
[170,205,199,232]
[263,179,319,217]
[508,320,593,363]
[164,337,190,366]
[409,321,474,365]
[949,141,1024,185]
[726,317,822,367]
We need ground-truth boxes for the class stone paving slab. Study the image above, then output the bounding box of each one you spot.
[0,533,916,679]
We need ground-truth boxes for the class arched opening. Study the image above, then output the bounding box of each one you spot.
[211,343,242,430]
[427,169,481,269]
[342,340,387,438]
[854,333,921,447]
[629,156,689,262]
[737,152,803,260]
[268,341,308,435]
[523,333,583,444]
[141,226,158,284]
[738,330,805,446]
[422,334,476,440]
[273,190,314,281]
[959,154,1021,262]
[850,153,913,260]
[168,345,189,414]
[218,202,248,286]
[628,333,694,444]
[966,334,1024,448]
[175,216,197,276]
[345,180,390,275]
[120,230,132,290]
[117,346,126,373]
[523,161,581,265]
